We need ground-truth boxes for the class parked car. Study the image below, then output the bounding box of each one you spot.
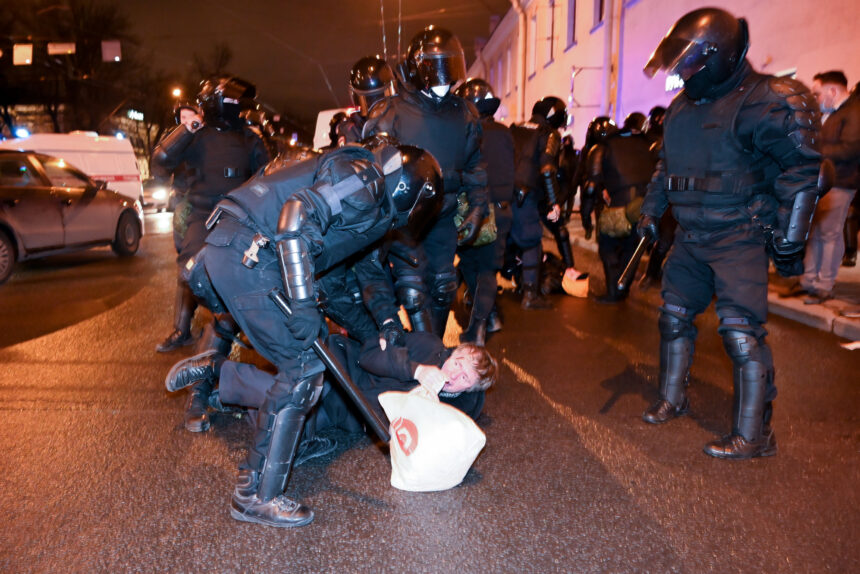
[0,150,144,284]
[141,178,174,212]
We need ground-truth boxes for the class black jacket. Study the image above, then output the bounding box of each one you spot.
[820,94,860,189]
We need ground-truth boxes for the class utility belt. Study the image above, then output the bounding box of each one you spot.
[205,200,273,269]
[665,170,766,207]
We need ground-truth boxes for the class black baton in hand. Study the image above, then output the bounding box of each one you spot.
[268,288,391,443]
[617,235,652,292]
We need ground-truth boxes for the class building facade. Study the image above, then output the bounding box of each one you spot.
[469,0,860,145]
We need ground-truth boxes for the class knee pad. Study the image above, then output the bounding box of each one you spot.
[431,271,458,307]
[397,285,427,313]
[721,328,770,367]
[658,306,696,341]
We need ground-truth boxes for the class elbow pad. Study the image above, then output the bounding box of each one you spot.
[276,199,315,301]
[783,190,819,244]
[152,125,195,165]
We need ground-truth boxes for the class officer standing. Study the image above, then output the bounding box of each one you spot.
[454,78,515,343]
[363,26,489,336]
[152,77,270,430]
[586,113,657,303]
[638,8,822,459]
[165,141,443,527]
[509,97,569,309]
[639,106,675,291]
[575,117,617,240]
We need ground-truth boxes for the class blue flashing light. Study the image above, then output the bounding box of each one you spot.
[115,132,125,140]
[14,128,30,138]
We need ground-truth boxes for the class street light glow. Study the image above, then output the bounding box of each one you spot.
[172,88,182,98]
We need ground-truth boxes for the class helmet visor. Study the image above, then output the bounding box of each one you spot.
[417,55,466,89]
[644,37,710,81]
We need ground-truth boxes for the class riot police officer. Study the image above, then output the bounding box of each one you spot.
[363,26,489,336]
[639,106,674,291]
[509,96,569,309]
[586,113,657,303]
[454,78,515,343]
[333,55,397,146]
[165,140,443,527]
[152,77,270,430]
[638,8,822,459]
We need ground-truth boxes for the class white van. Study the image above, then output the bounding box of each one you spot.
[0,132,143,201]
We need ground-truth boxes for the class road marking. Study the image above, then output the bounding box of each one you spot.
[503,357,795,567]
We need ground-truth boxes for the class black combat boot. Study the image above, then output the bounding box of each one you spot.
[460,316,487,346]
[703,334,777,459]
[521,284,552,310]
[430,305,450,337]
[230,402,315,527]
[643,336,693,424]
[486,307,503,333]
[184,377,213,432]
[165,350,220,392]
[156,282,197,352]
[407,308,433,333]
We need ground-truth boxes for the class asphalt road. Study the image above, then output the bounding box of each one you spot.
[1,212,857,573]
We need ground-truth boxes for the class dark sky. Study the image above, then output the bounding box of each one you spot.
[123,0,510,128]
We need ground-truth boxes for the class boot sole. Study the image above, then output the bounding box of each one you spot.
[184,418,210,433]
[702,444,778,459]
[229,507,314,528]
[165,350,217,392]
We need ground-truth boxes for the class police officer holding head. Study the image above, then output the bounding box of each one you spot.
[165,140,443,527]
[363,25,489,336]
[638,8,822,459]
[152,77,270,429]
[454,78,515,343]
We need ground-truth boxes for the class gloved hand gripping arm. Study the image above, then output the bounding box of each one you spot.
[276,198,321,348]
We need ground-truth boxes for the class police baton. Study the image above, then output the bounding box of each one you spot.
[617,235,652,292]
[267,288,391,443]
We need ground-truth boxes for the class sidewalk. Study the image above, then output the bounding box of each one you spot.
[563,218,860,342]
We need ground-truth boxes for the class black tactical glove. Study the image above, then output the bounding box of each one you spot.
[379,319,406,350]
[769,237,805,277]
[636,214,659,243]
[457,206,484,246]
[285,298,322,349]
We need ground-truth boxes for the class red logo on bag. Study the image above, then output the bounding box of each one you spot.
[391,417,418,455]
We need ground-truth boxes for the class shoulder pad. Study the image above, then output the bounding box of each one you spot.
[461,99,481,120]
[545,130,561,157]
[366,96,394,120]
[767,76,809,98]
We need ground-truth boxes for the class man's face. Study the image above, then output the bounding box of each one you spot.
[179,108,200,125]
[812,80,837,113]
[441,347,480,393]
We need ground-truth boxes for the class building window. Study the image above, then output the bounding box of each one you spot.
[496,58,503,93]
[593,0,604,28]
[506,45,513,95]
[546,0,556,65]
[528,13,537,78]
[567,0,577,47]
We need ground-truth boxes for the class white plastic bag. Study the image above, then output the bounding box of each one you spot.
[378,386,486,492]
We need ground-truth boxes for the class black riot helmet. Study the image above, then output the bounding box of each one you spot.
[454,78,500,118]
[645,105,666,136]
[644,8,749,96]
[173,101,198,125]
[623,112,647,132]
[363,136,444,235]
[197,76,257,130]
[350,55,396,116]
[402,26,466,98]
[587,116,618,143]
[532,96,568,130]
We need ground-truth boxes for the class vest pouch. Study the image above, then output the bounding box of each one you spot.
[454,192,497,247]
[598,206,632,238]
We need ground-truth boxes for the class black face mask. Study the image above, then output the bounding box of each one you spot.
[683,69,712,101]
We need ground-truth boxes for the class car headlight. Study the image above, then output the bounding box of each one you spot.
[152,188,167,201]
